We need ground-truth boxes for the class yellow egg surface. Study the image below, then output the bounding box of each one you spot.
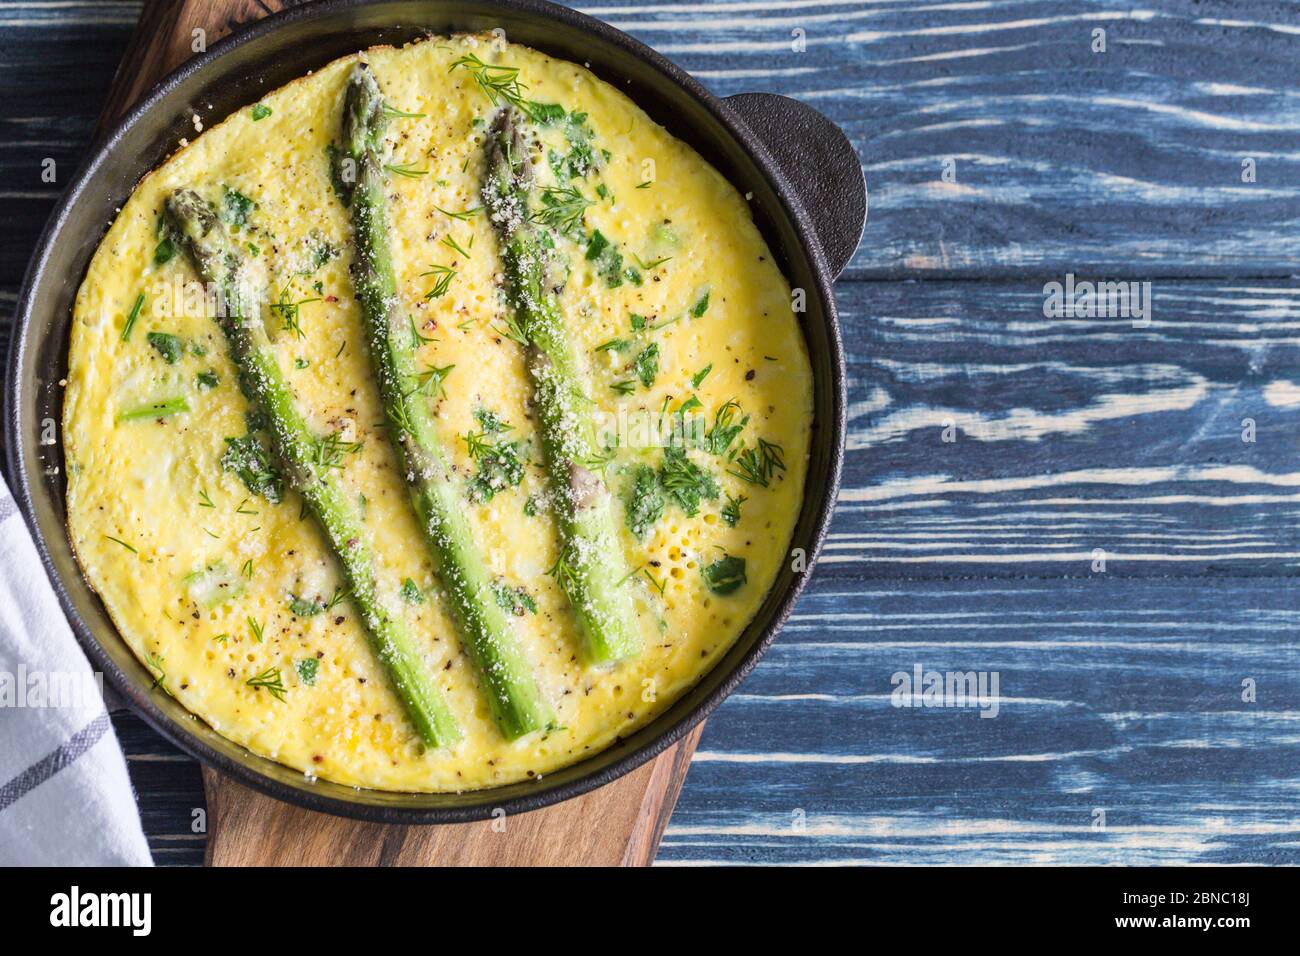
[64,35,812,792]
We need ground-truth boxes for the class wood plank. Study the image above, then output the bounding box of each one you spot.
[829,278,1300,576]
[6,0,1300,288]
[96,0,287,135]
[663,576,1300,865]
[7,0,1300,290]
[668,275,1300,864]
[9,0,1300,867]
[202,724,705,867]
[578,0,1300,279]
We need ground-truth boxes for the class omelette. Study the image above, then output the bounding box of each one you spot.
[63,34,812,792]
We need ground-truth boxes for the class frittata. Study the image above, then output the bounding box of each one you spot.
[63,34,812,792]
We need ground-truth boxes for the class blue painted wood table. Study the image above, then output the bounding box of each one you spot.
[2,0,1297,865]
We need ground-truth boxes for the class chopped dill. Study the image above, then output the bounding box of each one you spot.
[382,103,426,118]
[312,432,364,470]
[385,161,429,178]
[269,286,319,339]
[415,362,455,399]
[246,666,287,702]
[433,204,479,221]
[442,233,472,259]
[729,438,787,488]
[421,263,457,299]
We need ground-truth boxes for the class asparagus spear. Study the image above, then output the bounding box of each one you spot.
[163,188,461,748]
[338,64,553,738]
[482,107,641,664]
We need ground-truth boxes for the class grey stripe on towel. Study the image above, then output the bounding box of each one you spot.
[0,711,111,812]
[0,495,16,523]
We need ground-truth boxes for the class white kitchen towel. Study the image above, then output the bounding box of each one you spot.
[0,476,152,866]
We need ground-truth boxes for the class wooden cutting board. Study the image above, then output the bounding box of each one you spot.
[100,0,703,867]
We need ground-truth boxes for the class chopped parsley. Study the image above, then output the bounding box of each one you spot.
[530,101,567,124]
[146,331,183,364]
[493,582,538,616]
[659,446,719,517]
[585,229,611,260]
[634,343,660,389]
[624,464,665,538]
[154,234,175,265]
[472,408,507,435]
[704,400,749,456]
[296,658,319,685]
[221,433,283,504]
[585,229,625,288]
[721,493,747,528]
[465,411,526,503]
[250,103,272,121]
[325,144,349,200]
[691,364,713,388]
[307,236,339,271]
[287,593,325,617]
[399,578,424,603]
[219,186,256,228]
[554,136,596,180]
[691,289,712,317]
[196,370,220,389]
[702,554,747,595]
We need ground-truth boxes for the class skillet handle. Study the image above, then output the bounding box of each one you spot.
[724,92,866,279]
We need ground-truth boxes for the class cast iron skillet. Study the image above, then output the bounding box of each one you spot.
[5,0,864,823]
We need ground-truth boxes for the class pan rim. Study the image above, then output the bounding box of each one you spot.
[5,0,847,824]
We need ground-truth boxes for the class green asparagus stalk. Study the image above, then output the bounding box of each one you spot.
[337,64,554,738]
[482,107,641,664]
[163,188,461,748]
